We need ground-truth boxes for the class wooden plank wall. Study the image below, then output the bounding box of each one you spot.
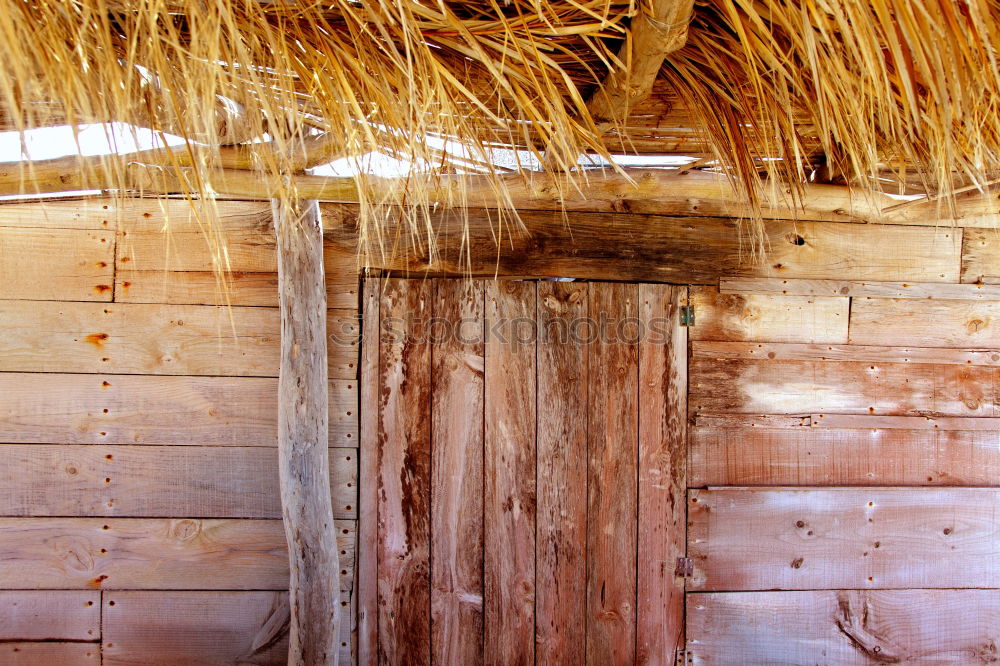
[687,272,1000,662]
[360,278,687,665]
[0,197,360,664]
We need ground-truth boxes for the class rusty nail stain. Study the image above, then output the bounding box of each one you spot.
[121,257,131,263]
[122,281,132,289]
[85,333,109,347]
[93,285,112,294]
[101,381,111,388]
[142,212,152,218]
[944,527,953,535]
[98,262,108,268]
[790,557,804,569]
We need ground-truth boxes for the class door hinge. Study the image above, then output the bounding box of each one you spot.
[680,305,695,327]
[675,556,694,577]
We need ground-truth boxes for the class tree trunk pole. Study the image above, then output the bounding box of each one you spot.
[274,198,341,665]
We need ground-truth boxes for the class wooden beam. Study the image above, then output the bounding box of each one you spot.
[721,277,1000,300]
[586,0,695,125]
[273,199,341,665]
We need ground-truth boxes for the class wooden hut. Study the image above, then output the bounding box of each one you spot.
[0,1,998,663]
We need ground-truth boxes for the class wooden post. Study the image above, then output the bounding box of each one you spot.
[273,198,341,665]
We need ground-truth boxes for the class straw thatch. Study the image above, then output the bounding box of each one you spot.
[1,0,998,255]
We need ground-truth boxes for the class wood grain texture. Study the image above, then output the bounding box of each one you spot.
[0,197,119,230]
[0,590,100,640]
[690,427,1000,486]
[850,297,1000,348]
[431,280,484,666]
[687,590,1000,665]
[376,278,432,664]
[325,206,962,283]
[0,227,114,301]
[357,278,379,666]
[690,286,848,343]
[692,340,1000,366]
[535,281,588,665]
[0,445,356,519]
[722,276,1000,300]
[690,358,999,416]
[811,414,1000,430]
[102,591,353,665]
[0,642,100,664]
[0,517,354,590]
[484,280,536,666]
[688,488,1000,591]
[0,373,356,446]
[962,228,1000,283]
[636,284,686,665]
[587,282,638,666]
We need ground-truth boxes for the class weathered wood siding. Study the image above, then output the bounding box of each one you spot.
[0,197,359,664]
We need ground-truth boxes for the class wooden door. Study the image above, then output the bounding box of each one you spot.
[357,278,688,665]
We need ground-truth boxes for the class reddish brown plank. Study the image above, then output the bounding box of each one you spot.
[690,358,999,416]
[357,277,379,666]
[637,284,686,665]
[0,643,100,664]
[587,282,638,665]
[484,280,536,666]
[376,278,432,664]
[692,340,1000,366]
[721,276,1000,300]
[431,279,485,666]
[688,488,1000,591]
[690,427,1000,486]
[0,591,100,640]
[535,281,588,665]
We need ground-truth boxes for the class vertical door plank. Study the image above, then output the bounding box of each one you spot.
[536,281,589,664]
[484,281,537,666]
[377,279,432,664]
[431,280,485,665]
[637,284,687,664]
[358,277,379,666]
[587,282,639,665]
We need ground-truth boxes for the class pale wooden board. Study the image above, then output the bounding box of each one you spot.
[636,284,687,664]
[812,414,1000,430]
[484,280,536,666]
[376,279,432,663]
[357,278,379,666]
[116,269,358,308]
[687,590,1000,664]
[689,358,999,416]
[0,227,114,301]
[586,283,638,665]
[962,228,1000,283]
[692,340,1000,366]
[102,591,352,665]
[690,286,848,343]
[0,445,356,519]
[0,518,355,591]
[690,427,1000,486]
[721,276,1000,300]
[0,197,118,230]
[0,301,357,378]
[0,642,100,664]
[850,297,1000,348]
[535,281,588,666]
[0,373,356,446]
[430,280,484,666]
[688,488,1000,591]
[0,590,100,640]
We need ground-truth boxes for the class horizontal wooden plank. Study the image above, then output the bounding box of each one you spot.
[0,643,100,664]
[690,358,999,416]
[0,197,118,230]
[962,228,1000,283]
[0,227,115,301]
[689,287,848,343]
[116,269,358,308]
[0,301,357,379]
[0,591,100,640]
[102,591,352,665]
[721,277,1000,300]
[687,590,1000,665]
[688,488,1000,591]
[812,414,1000,430]
[850,297,1000,348]
[690,427,1000,486]
[0,445,356,519]
[692,340,1000,366]
[325,206,963,283]
[0,518,354,591]
[692,414,811,428]
[0,373,356,446]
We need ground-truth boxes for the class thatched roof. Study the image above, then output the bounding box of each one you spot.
[1,0,998,249]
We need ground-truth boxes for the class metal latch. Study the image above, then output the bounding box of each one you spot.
[675,557,694,577]
[679,305,695,327]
